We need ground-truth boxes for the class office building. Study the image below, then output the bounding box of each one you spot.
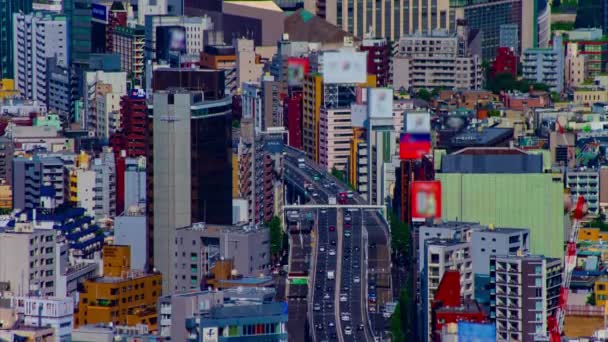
[236,39,264,90]
[283,92,303,149]
[0,218,58,297]
[123,157,146,211]
[393,30,483,91]
[46,57,75,122]
[302,73,323,161]
[490,254,562,342]
[566,169,600,215]
[112,25,145,86]
[75,254,162,329]
[490,47,518,79]
[110,94,147,159]
[12,12,68,103]
[522,35,565,93]
[0,0,32,78]
[185,287,287,341]
[12,156,67,210]
[10,296,74,341]
[346,127,368,193]
[452,0,549,59]
[64,0,91,65]
[421,238,473,342]
[158,290,224,340]
[470,226,530,275]
[499,24,519,55]
[150,85,232,293]
[316,0,456,41]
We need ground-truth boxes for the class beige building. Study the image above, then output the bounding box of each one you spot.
[393,30,483,91]
[573,87,608,106]
[566,43,588,89]
[236,39,264,91]
[319,107,353,172]
[315,0,455,41]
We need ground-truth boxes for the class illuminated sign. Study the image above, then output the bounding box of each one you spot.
[399,133,431,160]
[129,88,146,99]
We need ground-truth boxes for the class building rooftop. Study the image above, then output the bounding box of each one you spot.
[474,227,529,235]
[441,152,543,173]
[449,128,513,147]
[220,277,273,286]
[224,0,283,12]
[208,301,288,320]
[435,299,485,315]
[425,238,467,247]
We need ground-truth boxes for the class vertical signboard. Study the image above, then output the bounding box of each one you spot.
[322,51,367,84]
[411,181,441,221]
[368,88,393,118]
[287,57,309,86]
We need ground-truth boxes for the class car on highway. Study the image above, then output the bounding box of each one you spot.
[358,324,365,331]
[354,276,360,283]
[344,326,352,335]
[354,246,360,252]
[353,262,360,269]
[326,303,333,309]
[347,190,354,198]
[312,192,319,197]
[329,225,335,231]
[314,303,321,311]
[339,294,348,302]
[344,231,351,238]
[324,293,331,300]
[321,209,327,214]
[344,214,351,222]
[344,223,351,229]
[330,240,336,246]
[320,246,326,252]
[328,322,335,328]
[329,249,336,256]
[316,324,324,331]
[341,313,350,321]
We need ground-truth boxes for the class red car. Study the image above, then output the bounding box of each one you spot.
[344,223,351,229]
[329,225,336,231]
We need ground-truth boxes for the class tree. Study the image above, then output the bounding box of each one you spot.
[268,216,283,257]
[587,293,596,306]
[389,211,410,256]
[416,89,432,101]
[331,166,345,183]
[389,301,405,342]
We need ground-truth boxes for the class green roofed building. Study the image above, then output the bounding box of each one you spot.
[438,173,564,259]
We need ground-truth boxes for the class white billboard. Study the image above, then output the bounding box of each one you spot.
[405,112,431,133]
[368,88,393,118]
[203,327,218,342]
[322,51,367,84]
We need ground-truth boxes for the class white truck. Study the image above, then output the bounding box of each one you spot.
[327,270,335,280]
[297,157,305,168]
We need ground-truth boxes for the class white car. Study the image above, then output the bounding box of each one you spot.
[324,293,331,300]
[313,303,321,311]
[341,313,350,321]
[329,249,336,256]
[353,276,360,283]
[344,215,351,222]
[321,209,327,214]
[344,326,352,335]
[320,246,326,252]
[340,294,348,302]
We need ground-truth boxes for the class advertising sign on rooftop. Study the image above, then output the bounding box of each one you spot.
[411,181,441,221]
[322,51,367,84]
[405,112,431,133]
[91,3,108,23]
[457,322,496,342]
[368,88,393,118]
[400,133,431,160]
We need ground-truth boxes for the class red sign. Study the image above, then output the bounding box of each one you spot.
[411,181,441,220]
[287,57,310,86]
[400,133,431,160]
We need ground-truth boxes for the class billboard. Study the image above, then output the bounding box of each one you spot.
[400,133,431,160]
[322,51,367,84]
[156,26,187,61]
[287,57,309,86]
[368,88,393,118]
[129,88,146,99]
[457,322,496,342]
[405,112,431,133]
[264,134,284,154]
[202,327,218,342]
[169,27,186,51]
[91,3,108,23]
[411,181,441,220]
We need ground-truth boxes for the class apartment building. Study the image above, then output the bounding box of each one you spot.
[471,226,530,275]
[12,156,67,210]
[302,73,323,162]
[112,25,145,85]
[490,255,562,342]
[566,169,600,215]
[319,107,353,172]
[157,290,224,340]
[421,238,473,342]
[393,30,483,91]
[0,219,58,297]
[83,70,127,135]
[12,12,68,103]
[91,148,116,220]
[565,43,588,89]
[522,35,564,93]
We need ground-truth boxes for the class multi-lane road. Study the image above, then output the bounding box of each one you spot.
[283,148,391,341]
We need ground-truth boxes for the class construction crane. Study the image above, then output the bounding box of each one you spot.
[548,195,587,341]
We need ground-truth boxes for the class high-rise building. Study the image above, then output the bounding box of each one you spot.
[12,156,67,210]
[12,12,68,103]
[83,70,127,134]
[565,43,588,89]
[319,107,353,172]
[566,28,608,78]
[490,254,562,342]
[566,169,600,215]
[0,0,32,79]
[64,0,92,65]
[522,35,564,93]
[283,92,303,149]
[499,24,519,55]
[359,37,390,87]
[452,0,550,59]
[393,30,483,91]
[91,148,116,220]
[150,86,232,293]
[112,25,145,86]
